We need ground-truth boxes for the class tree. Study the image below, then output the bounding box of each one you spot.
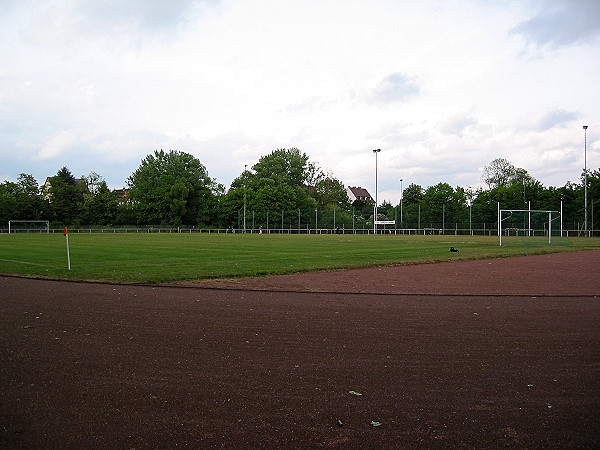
[0,174,51,224]
[81,180,119,225]
[252,184,297,211]
[311,176,350,209]
[0,181,18,225]
[421,183,467,228]
[216,186,248,227]
[224,148,332,225]
[378,200,394,220]
[482,158,517,189]
[402,183,424,205]
[83,172,105,195]
[251,148,322,188]
[352,199,373,220]
[127,150,222,226]
[17,173,40,197]
[56,166,77,185]
[15,174,49,220]
[48,167,86,224]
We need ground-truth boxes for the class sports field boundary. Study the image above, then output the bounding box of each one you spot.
[2,233,600,283]
[2,249,598,298]
[2,273,597,298]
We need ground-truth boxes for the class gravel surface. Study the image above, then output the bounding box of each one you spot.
[1,251,599,448]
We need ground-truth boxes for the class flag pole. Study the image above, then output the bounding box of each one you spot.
[64,227,71,270]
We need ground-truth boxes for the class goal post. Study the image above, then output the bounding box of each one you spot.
[8,220,50,234]
[498,210,560,246]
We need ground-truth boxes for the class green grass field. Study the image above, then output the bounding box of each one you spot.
[1,233,599,283]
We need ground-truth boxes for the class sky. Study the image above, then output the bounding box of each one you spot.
[1,0,599,204]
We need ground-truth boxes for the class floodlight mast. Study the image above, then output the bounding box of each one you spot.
[373,149,381,233]
[400,178,403,226]
[583,125,588,236]
[243,164,247,233]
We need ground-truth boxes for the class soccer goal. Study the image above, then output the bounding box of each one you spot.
[8,220,50,234]
[498,210,561,245]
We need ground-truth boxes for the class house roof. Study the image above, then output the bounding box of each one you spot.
[347,186,373,201]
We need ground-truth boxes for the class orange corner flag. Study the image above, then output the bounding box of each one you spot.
[63,227,68,236]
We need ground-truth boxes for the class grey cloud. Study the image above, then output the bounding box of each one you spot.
[511,0,600,48]
[538,109,580,130]
[370,72,421,103]
[16,0,220,46]
[77,0,218,30]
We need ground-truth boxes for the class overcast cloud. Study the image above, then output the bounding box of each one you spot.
[511,0,600,48]
[1,0,598,203]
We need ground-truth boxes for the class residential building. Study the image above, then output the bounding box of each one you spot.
[346,186,373,203]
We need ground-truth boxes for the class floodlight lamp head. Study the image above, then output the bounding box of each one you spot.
[583,125,588,130]
[372,148,381,153]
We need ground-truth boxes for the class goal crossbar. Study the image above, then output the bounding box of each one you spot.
[498,209,560,246]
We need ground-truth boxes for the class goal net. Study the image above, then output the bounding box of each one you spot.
[498,210,561,246]
[8,220,50,234]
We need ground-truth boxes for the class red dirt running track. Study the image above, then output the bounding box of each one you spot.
[1,251,599,448]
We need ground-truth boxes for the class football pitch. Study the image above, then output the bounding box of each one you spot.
[2,233,600,283]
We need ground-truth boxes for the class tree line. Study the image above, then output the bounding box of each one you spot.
[1,148,598,233]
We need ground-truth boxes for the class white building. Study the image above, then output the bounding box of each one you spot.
[346,186,373,203]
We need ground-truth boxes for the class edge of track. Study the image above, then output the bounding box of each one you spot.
[1,273,598,298]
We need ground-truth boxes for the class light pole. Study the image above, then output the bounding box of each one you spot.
[442,203,445,235]
[243,164,247,233]
[468,200,472,236]
[583,125,588,236]
[400,178,403,227]
[373,149,381,233]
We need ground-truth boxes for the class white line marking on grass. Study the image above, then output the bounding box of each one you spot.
[0,258,59,269]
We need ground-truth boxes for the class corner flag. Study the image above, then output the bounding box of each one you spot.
[64,227,71,270]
